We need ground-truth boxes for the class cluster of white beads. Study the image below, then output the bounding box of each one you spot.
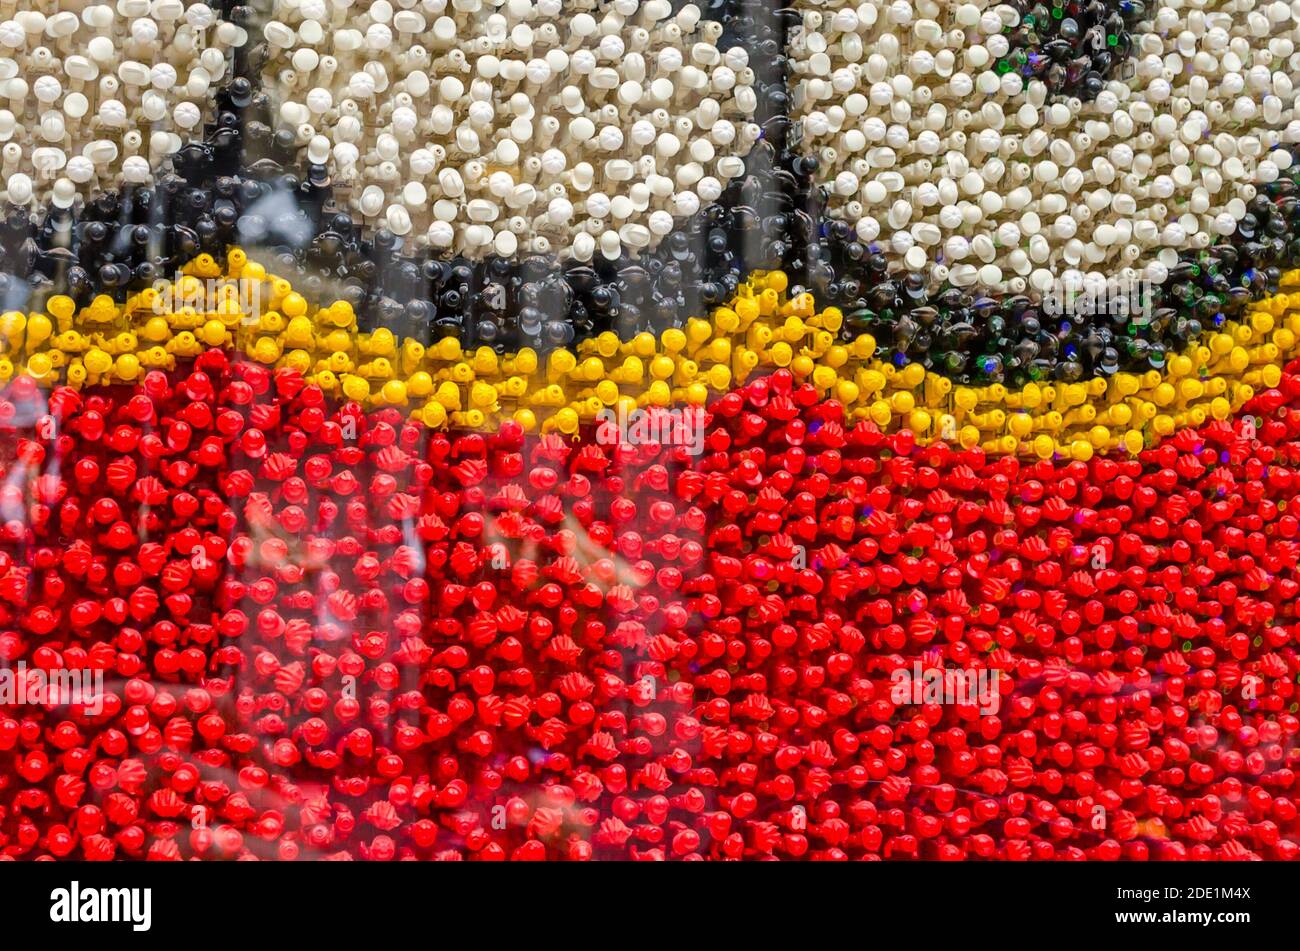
[0,0,243,210]
[260,0,760,260]
[793,0,1300,293]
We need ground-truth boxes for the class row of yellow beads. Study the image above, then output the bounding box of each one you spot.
[0,248,1295,459]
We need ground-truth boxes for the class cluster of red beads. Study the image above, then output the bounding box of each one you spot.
[3,349,1300,860]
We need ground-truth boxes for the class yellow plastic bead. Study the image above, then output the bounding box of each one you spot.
[141,346,169,368]
[191,253,221,278]
[1113,374,1141,396]
[258,311,285,334]
[549,349,577,378]
[200,320,226,346]
[514,349,538,375]
[27,352,51,377]
[281,292,308,318]
[595,332,620,358]
[925,374,952,403]
[650,354,675,380]
[141,317,171,342]
[408,371,433,397]
[682,320,709,349]
[330,301,356,327]
[342,376,370,401]
[898,363,925,388]
[435,381,462,409]
[1151,382,1176,406]
[282,351,310,374]
[422,402,448,428]
[285,316,315,349]
[26,313,52,347]
[595,379,619,404]
[1123,430,1145,455]
[1060,383,1087,406]
[706,338,732,363]
[84,349,112,374]
[115,353,140,381]
[812,365,837,390]
[47,296,75,322]
[554,407,580,433]
[850,334,876,358]
[823,344,849,369]
[735,297,760,325]
[381,380,408,404]
[54,330,85,353]
[579,356,604,381]
[248,335,279,361]
[368,329,397,357]
[0,311,23,340]
[631,333,657,358]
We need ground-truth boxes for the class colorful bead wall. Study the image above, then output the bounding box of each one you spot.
[1,0,1300,863]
